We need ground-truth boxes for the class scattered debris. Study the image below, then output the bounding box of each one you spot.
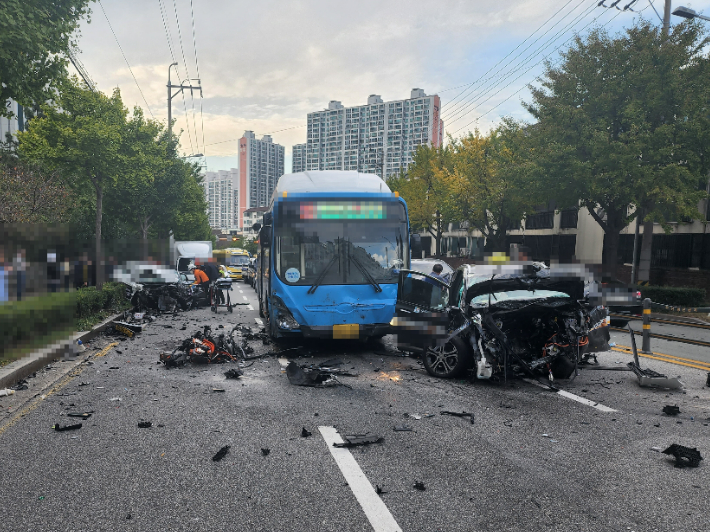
[138,421,152,428]
[662,444,703,468]
[160,325,244,367]
[627,326,683,389]
[212,445,230,462]
[394,425,413,432]
[413,481,426,491]
[224,368,243,379]
[261,448,271,456]
[706,372,710,388]
[67,412,92,419]
[0,389,16,397]
[301,427,312,438]
[663,405,681,416]
[651,447,662,452]
[286,361,334,387]
[375,485,387,495]
[109,397,122,402]
[212,388,225,393]
[11,379,29,391]
[440,411,475,424]
[53,423,82,432]
[333,434,384,448]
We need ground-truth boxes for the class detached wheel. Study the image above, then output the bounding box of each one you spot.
[423,336,471,378]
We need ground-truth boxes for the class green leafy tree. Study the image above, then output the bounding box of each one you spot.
[0,0,93,117]
[526,21,708,275]
[19,80,129,288]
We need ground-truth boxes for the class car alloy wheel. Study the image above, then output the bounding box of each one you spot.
[423,336,470,378]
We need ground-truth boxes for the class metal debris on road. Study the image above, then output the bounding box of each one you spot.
[261,448,271,456]
[333,434,384,448]
[393,425,413,432]
[375,485,387,495]
[285,361,334,387]
[224,368,243,379]
[662,444,703,468]
[413,481,426,491]
[301,427,312,437]
[212,445,230,462]
[663,405,680,416]
[440,411,475,424]
[67,413,92,419]
[137,421,152,428]
[53,423,82,432]
[627,326,683,389]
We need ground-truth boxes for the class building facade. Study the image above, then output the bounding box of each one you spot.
[292,143,306,173]
[203,169,239,232]
[303,89,443,179]
[1,99,24,142]
[242,206,269,240]
[238,131,285,228]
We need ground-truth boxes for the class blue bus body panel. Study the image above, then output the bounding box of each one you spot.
[271,276,398,327]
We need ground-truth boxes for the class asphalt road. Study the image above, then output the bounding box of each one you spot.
[1,283,709,532]
[623,317,710,348]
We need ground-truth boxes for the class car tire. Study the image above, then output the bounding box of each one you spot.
[423,336,471,378]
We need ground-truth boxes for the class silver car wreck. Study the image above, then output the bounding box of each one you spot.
[392,263,611,382]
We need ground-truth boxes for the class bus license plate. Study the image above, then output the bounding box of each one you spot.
[333,324,359,339]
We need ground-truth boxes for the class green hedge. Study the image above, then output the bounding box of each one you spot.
[641,286,707,307]
[0,291,77,361]
[75,282,128,319]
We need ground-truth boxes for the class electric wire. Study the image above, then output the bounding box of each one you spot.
[98,0,154,117]
[172,0,196,155]
[647,0,664,22]
[190,0,207,165]
[444,0,598,128]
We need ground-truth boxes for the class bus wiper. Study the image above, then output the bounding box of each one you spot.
[307,253,339,294]
[350,254,382,293]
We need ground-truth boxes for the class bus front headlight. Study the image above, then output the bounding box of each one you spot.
[272,296,300,330]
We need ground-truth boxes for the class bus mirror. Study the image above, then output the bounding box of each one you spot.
[263,212,273,226]
[411,234,422,258]
[252,222,262,232]
[260,226,272,246]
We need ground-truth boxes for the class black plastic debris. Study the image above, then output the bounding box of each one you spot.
[662,444,703,468]
[54,423,82,432]
[413,481,426,491]
[394,425,413,432]
[11,380,29,391]
[67,412,92,419]
[261,448,271,456]
[286,361,332,387]
[138,421,152,428]
[706,372,710,388]
[319,359,344,368]
[663,405,680,416]
[212,445,230,462]
[441,411,475,424]
[301,427,312,438]
[224,368,243,379]
[333,434,384,448]
[375,485,387,495]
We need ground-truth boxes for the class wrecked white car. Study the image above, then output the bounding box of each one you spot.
[392,263,610,382]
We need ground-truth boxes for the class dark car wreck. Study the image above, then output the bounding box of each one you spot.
[391,263,610,382]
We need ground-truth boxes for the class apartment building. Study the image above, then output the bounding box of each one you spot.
[292,143,306,173]
[203,169,239,232]
[238,131,285,228]
[1,99,24,141]
[304,89,443,179]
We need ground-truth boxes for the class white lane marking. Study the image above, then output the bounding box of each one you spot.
[255,318,264,326]
[247,305,254,311]
[239,289,244,293]
[319,427,402,532]
[242,295,248,300]
[523,378,617,412]
[278,357,289,368]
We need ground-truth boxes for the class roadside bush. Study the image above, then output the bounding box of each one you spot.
[641,286,706,307]
[0,292,76,361]
[75,282,130,321]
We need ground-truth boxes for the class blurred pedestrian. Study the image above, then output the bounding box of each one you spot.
[13,249,27,301]
[47,251,59,293]
[0,246,8,303]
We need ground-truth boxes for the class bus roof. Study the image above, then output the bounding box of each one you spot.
[273,171,391,199]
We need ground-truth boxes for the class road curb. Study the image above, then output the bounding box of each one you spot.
[0,311,125,390]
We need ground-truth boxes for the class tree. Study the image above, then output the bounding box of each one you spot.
[525,20,708,275]
[19,80,129,288]
[389,144,456,256]
[438,122,535,252]
[0,0,93,117]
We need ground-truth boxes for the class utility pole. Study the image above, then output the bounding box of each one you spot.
[167,62,202,140]
[663,0,672,35]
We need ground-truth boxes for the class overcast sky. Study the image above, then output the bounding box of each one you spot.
[73,0,710,172]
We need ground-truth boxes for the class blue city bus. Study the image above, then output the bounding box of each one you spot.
[254,170,418,340]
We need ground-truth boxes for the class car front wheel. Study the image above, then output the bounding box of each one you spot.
[423,336,471,378]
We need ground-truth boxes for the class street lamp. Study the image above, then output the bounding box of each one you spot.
[672,6,710,21]
[181,153,204,158]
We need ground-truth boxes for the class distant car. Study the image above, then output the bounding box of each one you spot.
[246,258,257,287]
[410,258,455,283]
[111,261,179,285]
[586,277,642,326]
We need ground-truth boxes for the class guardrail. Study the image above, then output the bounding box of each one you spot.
[650,301,710,313]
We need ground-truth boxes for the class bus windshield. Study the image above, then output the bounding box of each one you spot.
[226,255,250,266]
[274,200,408,287]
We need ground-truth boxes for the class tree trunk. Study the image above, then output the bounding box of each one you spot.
[95,182,104,290]
[637,218,653,283]
[603,229,620,278]
[141,215,151,261]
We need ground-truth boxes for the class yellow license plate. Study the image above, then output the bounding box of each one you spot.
[333,324,359,339]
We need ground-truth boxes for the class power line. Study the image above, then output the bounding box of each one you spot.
[444,0,597,127]
[189,0,207,163]
[204,124,307,148]
[172,0,198,155]
[98,0,154,117]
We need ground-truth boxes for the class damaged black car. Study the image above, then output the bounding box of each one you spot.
[392,263,610,382]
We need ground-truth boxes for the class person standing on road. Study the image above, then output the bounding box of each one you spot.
[191,264,209,288]
[429,263,447,283]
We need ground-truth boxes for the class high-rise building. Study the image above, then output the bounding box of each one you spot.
[292,143,306,173]
[238,131,285,228]
[1,99,25,141]
[203,169,239,232]
[304,88,443,179]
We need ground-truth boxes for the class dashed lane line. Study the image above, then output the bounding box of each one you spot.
[255,318,264,327]
[319,426,403,532]
[247,305,254,311]
[522,378,617,412]
[242,295,248,300]
[239,289,243,293]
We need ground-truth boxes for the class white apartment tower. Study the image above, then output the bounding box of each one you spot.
[305,89,443,179]
[292,143,306,173]
[203,169,239,232]
[238,131,285,228]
